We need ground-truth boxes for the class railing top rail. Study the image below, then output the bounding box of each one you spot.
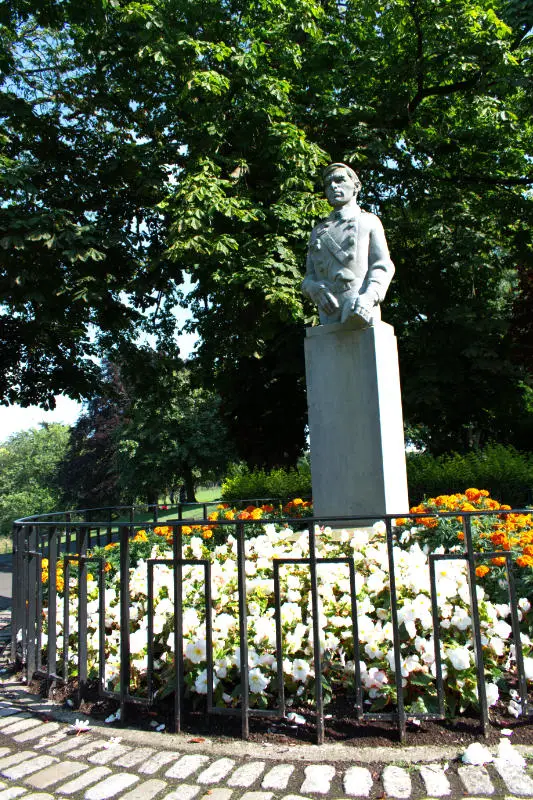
[13,505,533,529]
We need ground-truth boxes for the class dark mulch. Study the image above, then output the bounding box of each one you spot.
[25,675,533,749]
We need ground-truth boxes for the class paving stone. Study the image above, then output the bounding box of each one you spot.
[14,723,61,743]
[493,758,533,796]
[113,746,155,768]
[228,762,266,787]
[343,766,373,797]
[0,708,20,719]
[139,751,182,775]
[2,756,58,781]
[117,779,167,800]
[301,765,336,795]
[26,761,89,789]
[87,744,132,765]
[61,740,107,759]
[0,751,9,761]
[198,790,233,800]
[239,793,273,800]
[0,788,28,800]
[56,766,112,795]
[382,766,412,799]
[419,765,451,797]
[34,732,69,749]
[262,765,295,790]
[0,751,35,770]
[18,794,54,800]
[457,766,495,796]
[166,755,209,780]
[0,718,43,735]
[279,795,313,800]
[161,784,201,800]
[84,773,139,800]
[48,737,99,755]
[197,758,236,785]
[0,713,28,728]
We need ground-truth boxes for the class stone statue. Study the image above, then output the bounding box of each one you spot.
[302,163,395,326]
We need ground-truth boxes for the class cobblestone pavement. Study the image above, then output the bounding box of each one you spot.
[0,611,532,800]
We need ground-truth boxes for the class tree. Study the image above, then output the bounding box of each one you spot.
[0,423,70,534]
[116,356,235,503]
[2,0,533,460]
[58,363,129,509]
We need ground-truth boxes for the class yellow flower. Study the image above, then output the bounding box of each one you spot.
[56,575,64,592]
[202,529,213,539]
[133,530,148,542]
[475,565,490,578]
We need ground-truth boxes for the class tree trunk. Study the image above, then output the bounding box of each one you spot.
[183,467,196,503]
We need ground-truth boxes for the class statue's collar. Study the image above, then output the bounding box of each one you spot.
[328,199,361,222]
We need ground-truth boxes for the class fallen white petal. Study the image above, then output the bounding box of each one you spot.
[461,742,493,765]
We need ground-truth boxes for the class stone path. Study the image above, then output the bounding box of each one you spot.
[0,611,532,800]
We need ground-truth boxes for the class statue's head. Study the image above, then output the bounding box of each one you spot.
[323,163,361,208]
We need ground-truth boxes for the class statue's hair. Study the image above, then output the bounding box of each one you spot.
[323,162,361,191]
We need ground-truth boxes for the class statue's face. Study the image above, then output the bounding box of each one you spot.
[324,169,356,207]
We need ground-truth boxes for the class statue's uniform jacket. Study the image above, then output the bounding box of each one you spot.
[302,201,395,325]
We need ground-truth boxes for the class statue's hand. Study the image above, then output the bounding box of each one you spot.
[352,290,378,325]
[316,287,339,315]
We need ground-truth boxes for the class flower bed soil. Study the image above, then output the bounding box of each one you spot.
[28,675,533,748]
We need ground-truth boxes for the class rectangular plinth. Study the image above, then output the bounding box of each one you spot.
[304,321,409,521]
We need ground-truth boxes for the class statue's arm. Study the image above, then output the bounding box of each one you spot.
[364,216,395,304]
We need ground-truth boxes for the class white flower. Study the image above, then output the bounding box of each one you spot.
[518,598,531,613]
[523,657,533,681]
[70,719,90,733]
[485,683,499,707]
[291,659,311,682]
[249,668,270,694]
[194,669,219,695]
[447,647,471,671]
[185,639,206,664]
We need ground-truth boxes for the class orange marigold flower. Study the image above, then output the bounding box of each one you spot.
[224,510,235,520]
[491,557,506,566]
[395,518,408,526]
[523,544,533,556]
[420,516,438,528]
[434,496,447,507]
[181,525,192,535]
[460,502,476,512]
[465,488,481,502]
[104,542,118,550]
[457,532,465,541]
[476,565,490,578]
[500,504,511,511]
[250,508,263,520]
[104,562,112,573]
[41,571,48,584]
[516,554,533,568]
[261,504,275,513]
[133,530,148,543]
[238,510,251,520]
[245,505,258,513]
[486,499,501,510]
[292,498,304,506]
[217,503,230,509]
[56,576,65,592]
[208,511,219,521]
[202,529,213,539]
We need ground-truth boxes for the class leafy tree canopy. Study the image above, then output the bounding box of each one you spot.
[2,0,533,460]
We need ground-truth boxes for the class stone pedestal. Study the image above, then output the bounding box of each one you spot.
[304,320,409,522]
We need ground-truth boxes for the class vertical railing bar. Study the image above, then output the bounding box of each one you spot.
[147,562,154,704]
[21,527,30,672]
[428,555,446,717]
[236,521,249,740]
[77,527,89,706]
[98,558,105,697]
[308,522,324,744]
[205,560,213,721]
[26,526,38,684]
[504,552,529,712]
[66,512,71,554]
[273,561,286,717]
[347,558,363,717]
[11,525,23,663]
[119,524,131,724]
[173,525,184,731]
[63,558,70,683]
[107,510,113,546]
[385,517,406,741]
[462,514,488,736]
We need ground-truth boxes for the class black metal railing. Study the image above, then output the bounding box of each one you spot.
[11,503,533,744]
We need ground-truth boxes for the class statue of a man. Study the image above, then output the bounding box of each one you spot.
[302,163,395,326]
